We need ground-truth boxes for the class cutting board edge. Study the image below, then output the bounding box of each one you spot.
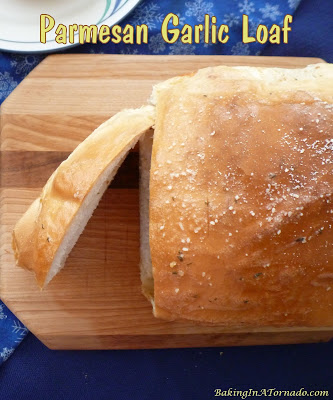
[40,331,333,350]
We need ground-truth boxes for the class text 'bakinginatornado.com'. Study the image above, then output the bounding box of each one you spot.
[214,388,329,398]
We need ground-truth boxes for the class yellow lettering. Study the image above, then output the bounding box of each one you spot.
[55,24,67,44]
[211,16,217,43]
[257,25,268,44]
[194,24,203,43]
[40,14,55,44]
[161,13,180,44]
[204,14,210,43]
[242,14,255,43]
[194,25,203,43]
[79,25,98,44]
[99,25,110,44]
[282,14,292,43]
[111,25,122,43]
[123,24,134,44]
[136,24,148,44]
[218,25,229,43]
[269,24,280,44]
[69,24,78,44]
[181,24,193,44]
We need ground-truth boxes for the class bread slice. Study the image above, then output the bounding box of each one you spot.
[139,130,154,302]
[13,106,155,288]
[145,63,333,327]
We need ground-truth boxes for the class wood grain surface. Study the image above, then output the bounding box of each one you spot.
[1,55,332,349]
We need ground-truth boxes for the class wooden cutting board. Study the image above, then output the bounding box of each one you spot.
[1,55,332,350]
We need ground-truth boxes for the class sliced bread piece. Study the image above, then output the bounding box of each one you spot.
[12,106,155,288]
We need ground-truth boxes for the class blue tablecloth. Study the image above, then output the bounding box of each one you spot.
[0,0,332,397]
[1,334,333,400]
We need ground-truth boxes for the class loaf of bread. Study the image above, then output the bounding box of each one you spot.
[12,106,154,287]
[141,63,333,327]
[13,63,333,330]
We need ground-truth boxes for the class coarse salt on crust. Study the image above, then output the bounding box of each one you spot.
[148,63,333,326]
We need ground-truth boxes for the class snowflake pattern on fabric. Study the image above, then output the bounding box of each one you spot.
[176,13,187,26]
[148,34,166,54]
[12,320,28,343]
[259,3,282,20]
[169,41,196,55]
[130,2,164,29]
[199,30,214,48]
[239,0,256,14]
[0,347,14,362]
[0,304,7,320]
[0,71,18,102]
[0,0,303,364]
[185,0,214,22]
[223,13,241,27]
[120,47,139,54]
[288,0,301,9]
[231,41,251,55]
[0,302,28,365]
[10,54,42,76]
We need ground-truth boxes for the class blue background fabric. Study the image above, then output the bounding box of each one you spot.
[0,334,333,400]
[0,0,332,397]
[0,304,28,363]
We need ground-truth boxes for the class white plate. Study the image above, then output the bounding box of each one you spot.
[0,0,141,53]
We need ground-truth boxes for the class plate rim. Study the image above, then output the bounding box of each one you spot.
[0,0,142,53]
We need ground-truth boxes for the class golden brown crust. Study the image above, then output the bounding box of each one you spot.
[13,106,154,287]
[149,64,333,327]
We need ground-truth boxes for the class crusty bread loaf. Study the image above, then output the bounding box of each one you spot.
[145,63,333,327]
[13,106,154,287]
